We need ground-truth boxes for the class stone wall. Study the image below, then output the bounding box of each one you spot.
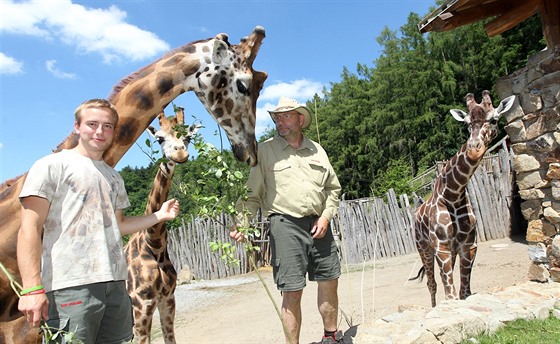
[496,46,560,282]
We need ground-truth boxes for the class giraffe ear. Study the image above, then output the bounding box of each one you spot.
[212,39,229,64]
[189,124,202,136]
[450,109,468,122]
[495,95,516,116]
[146,125,157,138]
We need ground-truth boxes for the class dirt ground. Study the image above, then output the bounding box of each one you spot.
[151,235,530,344]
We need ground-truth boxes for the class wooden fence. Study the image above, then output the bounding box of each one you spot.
[167,213,271,280]
[167,148,524,278]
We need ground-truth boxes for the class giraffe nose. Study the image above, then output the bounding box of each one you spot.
[171,150,189,163]
[468,138,484,151]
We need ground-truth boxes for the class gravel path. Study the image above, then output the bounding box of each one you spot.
[151,235,530,343]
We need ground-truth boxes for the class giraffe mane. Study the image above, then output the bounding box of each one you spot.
[52,37,216,154]
[53,131,79,153]
[0,172,27,192]
[108,37,214,101]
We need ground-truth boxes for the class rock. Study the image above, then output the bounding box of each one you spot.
[527,262,550,282]
[177,266,194,285]
[353,281,560,343]
[526,220,550,242]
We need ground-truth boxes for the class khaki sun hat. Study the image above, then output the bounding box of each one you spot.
[268,96,312,129]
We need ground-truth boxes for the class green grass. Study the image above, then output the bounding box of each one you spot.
[462,314,560,343]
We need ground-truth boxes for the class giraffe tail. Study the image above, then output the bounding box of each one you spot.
[408,266,425,282]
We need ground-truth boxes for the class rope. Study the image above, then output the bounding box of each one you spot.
[314,98,321,145]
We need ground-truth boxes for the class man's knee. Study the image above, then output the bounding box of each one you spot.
[318,278,339,291]
[282,290,303,306]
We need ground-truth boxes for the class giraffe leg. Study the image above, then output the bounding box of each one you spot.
[424,253,438,307]
[415,240,438,307]
[459,243,477,300]
[158,295,177,344]
[434,247,458,301]
[132,298,157,344]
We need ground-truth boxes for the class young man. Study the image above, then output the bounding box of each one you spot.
[17,99,179,343]
[230,97,343,344]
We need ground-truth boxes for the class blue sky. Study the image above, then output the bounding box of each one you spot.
[1,0,435,181]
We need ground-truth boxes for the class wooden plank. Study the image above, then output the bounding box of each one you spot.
[485,0,541,37]
[474,168,494,240]
[541,0,560,48]
[467,172,487,242]
[386,189,405,255]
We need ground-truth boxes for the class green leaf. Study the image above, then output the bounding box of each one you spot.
[234,171,244,179]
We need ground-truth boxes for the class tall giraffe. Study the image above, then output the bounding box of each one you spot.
[125,106,197,344]
[413,91,515,307]
[0,26,267,343]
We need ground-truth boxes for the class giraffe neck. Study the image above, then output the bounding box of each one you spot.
[142,161,176,253]
[434,143,484,202]
[55,39,213,167]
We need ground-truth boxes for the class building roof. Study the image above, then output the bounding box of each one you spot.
[418,0,559,48]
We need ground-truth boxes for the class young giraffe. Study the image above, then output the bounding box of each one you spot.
[125,106,198,344]
[413,91,515,307]
[0,27,267,343]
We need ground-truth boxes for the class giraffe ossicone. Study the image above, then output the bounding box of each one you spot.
[412,91,515,307]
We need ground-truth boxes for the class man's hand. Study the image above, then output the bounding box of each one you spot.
[229,224,247,243]
[158,199,180,221]
[311,216,330,239]
[19,293,49,327]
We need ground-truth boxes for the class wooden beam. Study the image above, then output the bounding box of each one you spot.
[540,0,560,48]
[484,0,541,36]
[420,1,508,33]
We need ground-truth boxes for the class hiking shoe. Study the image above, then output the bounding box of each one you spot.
[320,330,344,344]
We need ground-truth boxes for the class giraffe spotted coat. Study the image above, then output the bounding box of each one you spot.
[413,91,515,307]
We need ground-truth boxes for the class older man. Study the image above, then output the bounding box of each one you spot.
[231,97,343,344]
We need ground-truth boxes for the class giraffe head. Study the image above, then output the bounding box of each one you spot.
[450,91,515,159]
[189,27,268,166]
[53,27,267,167]
[147,106,200,164]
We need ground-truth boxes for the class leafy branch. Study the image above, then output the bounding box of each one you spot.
[183,136,293,343]
[187,136,260,262]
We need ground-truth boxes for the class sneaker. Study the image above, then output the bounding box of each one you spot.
[320,330,344,344]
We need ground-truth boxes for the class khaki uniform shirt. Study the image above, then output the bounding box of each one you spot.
[237,135,341,225]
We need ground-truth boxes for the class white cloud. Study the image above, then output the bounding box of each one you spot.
[254,79,327,138]
[0,0,170,64]
[255,105,274,138]
[0,52,24,75]
[45,60,77,79]
[197,26,210,35]
[259,79,325,101]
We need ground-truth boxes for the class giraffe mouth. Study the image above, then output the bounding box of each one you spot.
[168,151,189,164]
[466,143,486,160]
[232,143,257,166]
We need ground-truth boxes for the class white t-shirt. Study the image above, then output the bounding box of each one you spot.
[20,149,131,291]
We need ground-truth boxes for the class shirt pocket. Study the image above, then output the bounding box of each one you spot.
[308,161,327,186]
[267,162,292,188]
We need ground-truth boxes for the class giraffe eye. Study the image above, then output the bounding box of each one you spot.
[236,79,249,96]
[156,136,165,144]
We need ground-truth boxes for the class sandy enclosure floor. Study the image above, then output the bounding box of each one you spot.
[151,235,530,344]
